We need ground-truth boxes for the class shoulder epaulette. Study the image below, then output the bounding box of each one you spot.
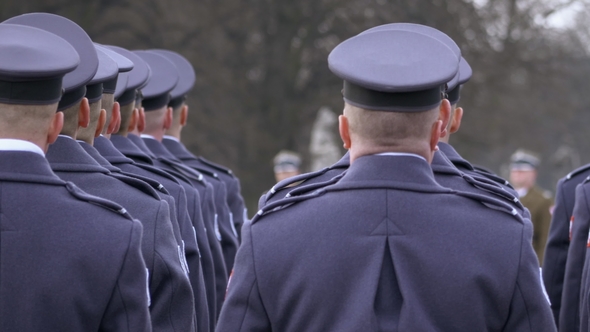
[253,188,328,224]
[285,172,346,198]
[188,165,219,180]
[65,182,134,220]
[133,162,181,185]
[197,157,234,176]
[566,163,590,181]
[167,161,204,183]
[109,172,161,200]
[121,171,169,195]
[462,173,523,208]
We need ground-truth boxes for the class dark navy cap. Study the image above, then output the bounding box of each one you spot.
[361,23,462,92]
[4,13,99,111]
[329,30,459,112]
[447,57,473,105]
[85,45,119,103]
[133,51,179,111]
[148,49,195,109]
[95,44,133,95]
[0,24,79,105]
[114,72,129,100]
[106,46,151,106]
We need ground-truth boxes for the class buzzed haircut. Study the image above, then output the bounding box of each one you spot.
[117,102,135,136]
[344,103,439,148]
[143,106,167,134]
[101,93,115,135]
[76,100,101,143]
[59,101,82,137]
[0,102,57,138]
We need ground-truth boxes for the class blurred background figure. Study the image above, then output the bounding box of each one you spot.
[273,150,301,182]
[309,107,342,171]
[510,149,553,265]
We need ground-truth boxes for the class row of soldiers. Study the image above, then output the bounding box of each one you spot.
[217,24,563,331]
[0,13,247,331]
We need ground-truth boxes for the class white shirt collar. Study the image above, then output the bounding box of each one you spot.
[516,188,529,198]
[163,135,180,142]
[58,134,74,140]
[375,152,427,162]
[140,134,156,140]
[0,139,45,156]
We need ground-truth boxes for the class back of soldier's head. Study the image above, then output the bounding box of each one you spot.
[0,23,79,148]
[328,28,460,157]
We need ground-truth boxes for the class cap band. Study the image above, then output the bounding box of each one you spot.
[0,78,63,105]
[343,81,443,112]
[117,89,136,107]
[85,83,103,104]
[103,77,118,94]
[168,95,186,109]
[58,85,87,111]
[448,85,461,105]
[142,93,170,111]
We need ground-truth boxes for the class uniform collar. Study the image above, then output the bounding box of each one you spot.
[93,136,135,165]
[437,142,474,171]
[78,141,120,172]
[110,135,154,165]
[128,134,157,158]
[141,136,180,161]
[338,154,443,189]
[163,135,180,142]
[0,138,44,156]
[161,137,195,161]
[46,136,110,173]
[375,152,426,162]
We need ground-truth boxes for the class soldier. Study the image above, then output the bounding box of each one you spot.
[509,150,553,265]
[149,48,239,318]
[0,23,150,331]
[544,153,590,326]
[217,28,553,331]
[4,13,196,332]
[272,150,301,182]
[94,45,211,332]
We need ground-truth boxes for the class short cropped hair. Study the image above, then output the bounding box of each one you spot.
[344,103,439,148]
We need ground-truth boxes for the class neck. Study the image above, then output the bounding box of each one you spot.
[142,130,163,141]
[349,141,433,164]
[438,135,450,144]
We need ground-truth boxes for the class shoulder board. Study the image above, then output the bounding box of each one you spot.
[476,171,514,189]
[285,172,346,198]
[187,165,219,180]
[253,188,328,224]
[133,163,181,185]
[453,190,523,221]
[109,172,161,200]
[462,173,523,208]
[269,167,331,195]
[65,182,134,220]
[120,171,169,195]
[197,157,234,176]
[566,164,590,181]
[166,161,204,183]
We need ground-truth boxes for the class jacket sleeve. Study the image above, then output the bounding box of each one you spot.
[216,221,271,332]
[559,185,589,331]
[227,177,247,240]
[503,219,556,332]
[150,201,197,332]
[100,220,152,332]
[542,179,570,324]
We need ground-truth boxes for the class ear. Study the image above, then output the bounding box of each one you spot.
[449,106,463,134]
[429,118,443,157]
[180,105,188,126]
[439,99,451,138]
[137,107,146,133]
[78,98,90,128]
[95,109,107,138]
[128,108,139,132]
[47,111,64,146]
[164,107,173,130]
[107,101,121,134]
[339,114,351,150]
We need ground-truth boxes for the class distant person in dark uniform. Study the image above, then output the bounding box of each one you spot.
[217,27,553,332]
[272,150,301,182]
[4,12,197,332]
[0,23,150,331]
[509,149,553,266]
[543,159,590,326]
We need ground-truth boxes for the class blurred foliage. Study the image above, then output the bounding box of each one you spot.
[2,0,590,212]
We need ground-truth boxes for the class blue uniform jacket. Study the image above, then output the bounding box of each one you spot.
[46,136,196,332]
[90,136,210,332]
[162,137,247,239]
[217,155,554,331]
[113,134,221,327]
[0,151,151,331]
[543,164,590,325]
